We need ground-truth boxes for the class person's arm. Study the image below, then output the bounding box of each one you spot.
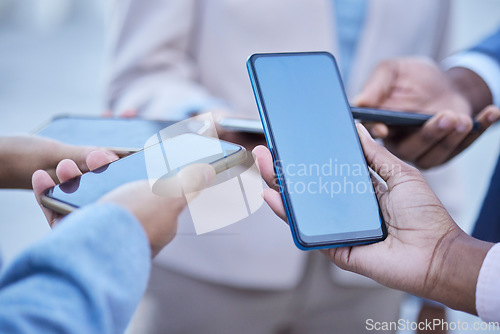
[253,124,494,316]
[0,153,215,333]
[442,26,500,114]
[0,203,151,334]
[450,26,500,114]
[442,27,500,114]
[445,61,495,115]
[0,136,106,189]
[107,0,227,119]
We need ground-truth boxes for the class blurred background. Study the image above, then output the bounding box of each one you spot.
[0,0,500,333]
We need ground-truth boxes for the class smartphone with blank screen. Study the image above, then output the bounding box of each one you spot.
[42,133,246,214]
[247,52,386,250]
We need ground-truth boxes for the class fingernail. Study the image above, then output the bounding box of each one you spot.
[456,119,469,133]
[103,151,116,161]
[260,191,265,199]
[488,111,499,123]
[438,116,452,130]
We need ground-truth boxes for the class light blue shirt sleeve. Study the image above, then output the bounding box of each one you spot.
[0,203,151,334]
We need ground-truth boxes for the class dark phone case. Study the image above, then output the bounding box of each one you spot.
[351,107,480,130]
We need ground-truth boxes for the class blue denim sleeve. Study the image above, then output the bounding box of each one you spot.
[0,203,151,334]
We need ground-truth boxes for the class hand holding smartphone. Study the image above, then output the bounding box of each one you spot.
[42,134,246,214]
[248,52,386,250]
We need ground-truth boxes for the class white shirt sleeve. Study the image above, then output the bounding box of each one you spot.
[476,242,500,322]
[442,52,500,108]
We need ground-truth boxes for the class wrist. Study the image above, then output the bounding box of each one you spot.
[429,229,493,314]
[446,67,493,117]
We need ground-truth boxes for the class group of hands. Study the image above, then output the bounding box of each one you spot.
[5,57,500,315]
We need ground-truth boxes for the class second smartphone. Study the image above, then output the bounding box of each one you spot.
[42,133,246,214]
[248,52,386,250]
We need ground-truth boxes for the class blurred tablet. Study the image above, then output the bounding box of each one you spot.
[34,115,207,153]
